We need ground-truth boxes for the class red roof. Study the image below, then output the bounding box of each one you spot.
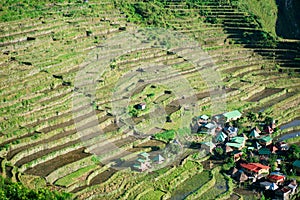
[281,187,291,193]
[240,163,270,173]
[268,174,285,181]
[264,126,273,134]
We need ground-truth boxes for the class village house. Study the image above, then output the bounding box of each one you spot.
[275,186,292,200]
[253,141,262,150]
[133,152,152,172]
[232,150,243,162]
[249,128,260,138]
[153,154,165,164]
[201,141,216,154]
[258,135,273,146]
[288,179,298,195]
[133,158,151,172]
[264,125,274,134]
[268,144,278,154]
[198,114,209,123]
[258,148,271,156]
[260,181,278,191]
[225,145,234,154]
[231,168,248,182]
[222,110,242,122]
[275,180,298,200]
[292,160,300,174]
[139,152,150,161]
[198,122,217,134]
[276,141,289,151]
[215,131,227,143]
[223,126,238,138]
[240,163,270,178]
[268,174,285,185]
[136,102,146,110]
[226,136,246,150]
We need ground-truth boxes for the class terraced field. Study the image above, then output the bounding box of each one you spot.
[0,0,299,199]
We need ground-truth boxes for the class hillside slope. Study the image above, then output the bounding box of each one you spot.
[0,0,299,199]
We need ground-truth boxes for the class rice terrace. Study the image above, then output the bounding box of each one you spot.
[0,0,300,199]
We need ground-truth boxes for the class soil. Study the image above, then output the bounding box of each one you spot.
[6,128,77,160]
[114,136,136,147]
[5,166,13,179]
[247,88,283,102]
[225,193,240,200]
[15,138,81,167]
[136,139,165,148]
[24,148,90,177]
[89,168,117,186]
[234,187,259,200]
[249,91,295,112]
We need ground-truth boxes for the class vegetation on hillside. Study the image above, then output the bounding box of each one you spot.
[231,0,278,37]
[117,0,278,47]
[153,130,176,143]
[0,175,71,200]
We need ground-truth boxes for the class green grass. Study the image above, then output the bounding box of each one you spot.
[55,165,97,187]
[0,0,86,22]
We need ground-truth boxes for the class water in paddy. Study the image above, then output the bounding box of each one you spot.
[280,119,300,130]
[278,119,300,141]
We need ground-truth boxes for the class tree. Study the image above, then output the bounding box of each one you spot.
[247,112,257,122]
[269,154,278,171]
[264,116,274,125]
[258,112,265,120]
[288,144,300,160]
[0,176,71,200]
[215,147,224,157]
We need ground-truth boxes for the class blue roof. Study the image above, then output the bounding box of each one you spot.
[293,160,300,168]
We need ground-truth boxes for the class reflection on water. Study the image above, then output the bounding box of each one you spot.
[279,131,300,141]
[280,120,300,130]
[278,120,300,141]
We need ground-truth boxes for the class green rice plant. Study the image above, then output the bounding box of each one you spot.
[55,165,98,187]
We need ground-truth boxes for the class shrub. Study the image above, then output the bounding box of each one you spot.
[153,130,175,143]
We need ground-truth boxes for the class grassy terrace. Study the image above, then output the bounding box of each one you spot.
[0,0,299,199]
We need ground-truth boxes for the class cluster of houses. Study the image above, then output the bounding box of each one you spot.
[231,162,298,199]
[132,152,165,172]
[197,110,299,200]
